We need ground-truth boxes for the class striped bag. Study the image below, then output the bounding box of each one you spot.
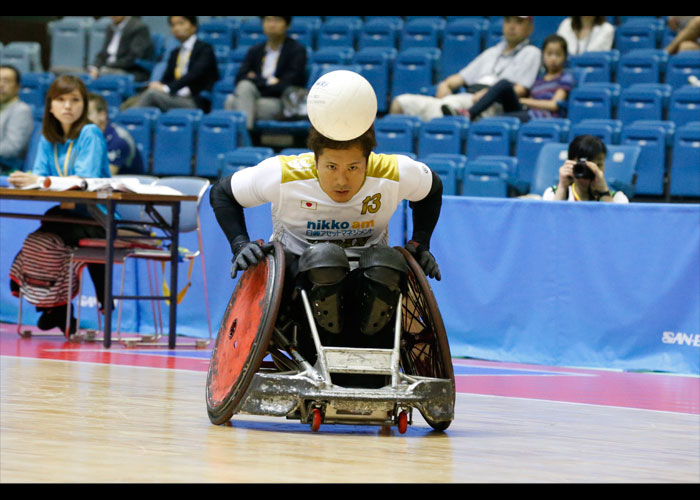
[9,231,84,308]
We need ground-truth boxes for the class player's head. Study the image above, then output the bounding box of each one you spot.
[307,125,376,203]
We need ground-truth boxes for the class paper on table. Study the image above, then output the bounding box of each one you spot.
[17,176,182,196]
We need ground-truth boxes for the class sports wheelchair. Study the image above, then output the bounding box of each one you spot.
[205,241,455,434]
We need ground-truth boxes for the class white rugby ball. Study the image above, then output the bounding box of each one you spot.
[306,70,377,141]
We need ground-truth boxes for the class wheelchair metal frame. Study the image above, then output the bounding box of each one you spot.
[232,270,455,433]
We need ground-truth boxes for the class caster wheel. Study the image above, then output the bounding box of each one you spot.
[310,408,322,432]
[398,411,408,434]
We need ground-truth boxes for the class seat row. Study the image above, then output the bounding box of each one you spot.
[371,115,700,198]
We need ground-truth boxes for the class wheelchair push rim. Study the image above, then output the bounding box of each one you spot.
[206,241,285,425]
[395,246,455,431]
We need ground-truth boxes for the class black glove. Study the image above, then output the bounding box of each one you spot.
[404,240,441,281]
[230,239,266,279]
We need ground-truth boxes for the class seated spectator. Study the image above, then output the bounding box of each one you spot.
[8,75,111,334]
[665,16,700,54]
[0,65,34,173]
[389,16,541,122]
[87,93,144,175]
[88,16,154,83]
[129,16,219,112]
[442,34,575,122]
[542,134,629,203]
[556,16,615,56]
[225,16,308,131]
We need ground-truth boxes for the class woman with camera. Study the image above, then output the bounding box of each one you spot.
[542,134,629,203]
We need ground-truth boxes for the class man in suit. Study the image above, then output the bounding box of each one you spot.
[225,16,307,130]
[137,16,219,112]
[88,16,154,82]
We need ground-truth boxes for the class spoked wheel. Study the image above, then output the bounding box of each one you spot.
[395,247,455,432]
[206,242,285,425]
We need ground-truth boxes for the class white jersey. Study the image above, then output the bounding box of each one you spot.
[230,152,433,256]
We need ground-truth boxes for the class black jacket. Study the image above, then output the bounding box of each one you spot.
[93,17,154,81]
[235,37,308,98]
[162,39,219,112]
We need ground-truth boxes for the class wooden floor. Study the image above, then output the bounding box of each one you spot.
[1,329,699,483]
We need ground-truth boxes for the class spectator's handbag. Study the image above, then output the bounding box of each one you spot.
[281,86,308,120]
[9,230,83,308]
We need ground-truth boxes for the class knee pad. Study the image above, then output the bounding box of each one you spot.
[357,246,407,336]
[299,243,349,334]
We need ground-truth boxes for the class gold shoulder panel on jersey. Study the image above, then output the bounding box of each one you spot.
[280,153,318,184]
[367,153,399,182]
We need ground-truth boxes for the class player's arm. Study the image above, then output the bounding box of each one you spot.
[406,170,443,280]
[209,175,264,278]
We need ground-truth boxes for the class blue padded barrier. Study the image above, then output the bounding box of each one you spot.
[1,195,698,374]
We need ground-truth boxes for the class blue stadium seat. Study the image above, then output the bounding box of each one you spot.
[669,122,700,197]
[400,17,445,50]
[486,18,503,48]
[569,119,623,144]
[317,18,360,50]
[307,63,362,90]
[195,113,240,177]
[353,47,397,113]
[417,117,469,157]
[568,83,620,123]
[2,44,33,73]
[50,18,88,69]
[374,116,420,154]
[391,47,441,97]
[668,86,700,128]
[211,79,234,111]
[358,17,400,50]
[88,74,136,107]
[219,148,274,177]
[418,156,462,195]
[665,51,700,89]
[237,18,265,49]
[618,83,671,124]
[616,49,668,88]
[604,144,642,198]
[466,117,519,160]
[568,50,620,83]
[615,18,663,54]
[441,18,487,80]
[621,121,675,196]
[18,72,53,110]
[152,113,196,176]
[530,16,567,48]
[310,46,355,66]
[515,119,570,189]
[530,142,569,196]
[462,159,512,198]
[198,19,237,48]
[209,109,251,147]
[287,19,318,49]
[113,107,162,173]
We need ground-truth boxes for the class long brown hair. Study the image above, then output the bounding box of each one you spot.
[42,75,90,144]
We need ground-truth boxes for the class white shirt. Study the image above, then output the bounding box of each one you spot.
[261,44,281,83]
[458,39,542,89]
[230,152,433,256]
[106,17,131,64]
[557,18,616,56]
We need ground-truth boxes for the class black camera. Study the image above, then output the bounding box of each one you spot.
[573,158,595,180]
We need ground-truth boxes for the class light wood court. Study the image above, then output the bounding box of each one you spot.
[1,353,698,483]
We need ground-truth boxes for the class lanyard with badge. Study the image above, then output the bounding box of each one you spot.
[53,141,74,177]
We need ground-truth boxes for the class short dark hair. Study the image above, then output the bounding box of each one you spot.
[168,16,198,27]
[541,34,568,60]
[88,92,108,113]
[307,125,377,160]
[0,64,21,86]
[260,16,293,26]
[568,134,607,162]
